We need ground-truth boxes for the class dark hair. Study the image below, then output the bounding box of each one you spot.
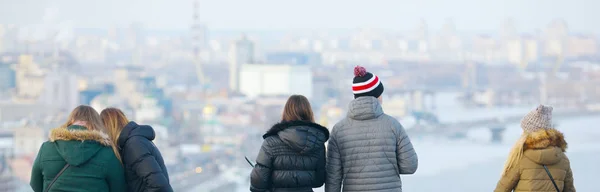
[281,95,315,123]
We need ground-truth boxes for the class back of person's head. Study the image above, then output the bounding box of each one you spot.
[352,65,384,99]
[282,95,314,123]
[100,107,129,163]
[62,105,105,131]
[501,104,559,176]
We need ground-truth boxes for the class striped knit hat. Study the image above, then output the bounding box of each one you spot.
[352,66,384,99]
[521,105,554,133]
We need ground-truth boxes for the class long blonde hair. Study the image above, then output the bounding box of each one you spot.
[62,105,106,132]
[100,108,130,163]
[501,134,527,176]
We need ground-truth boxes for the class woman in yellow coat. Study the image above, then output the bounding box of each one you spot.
[494,105,575,192]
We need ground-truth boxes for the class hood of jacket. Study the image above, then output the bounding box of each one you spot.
[263,120,329,154]
[523,128,568,165]
[49,125,112,166]
[117,121,155,149]
[347,96,384,120]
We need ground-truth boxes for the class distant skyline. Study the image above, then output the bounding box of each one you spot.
[0,0,597,34]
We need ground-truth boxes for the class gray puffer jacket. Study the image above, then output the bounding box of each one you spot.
[325,96,418,192]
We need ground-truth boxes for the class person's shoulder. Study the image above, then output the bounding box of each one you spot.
[561,152,571,164]
[329,119,349,137]
[332,118,352,129]
[379,113,397,121]
[263,134,284,147]
[40,140,52,147]
[123,136,155,152]
[379,114,403,126]
[37,141,55,154]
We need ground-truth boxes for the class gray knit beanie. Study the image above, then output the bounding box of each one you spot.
[521,105,553,133]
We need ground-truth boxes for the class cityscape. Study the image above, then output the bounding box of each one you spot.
[1,1,600,191]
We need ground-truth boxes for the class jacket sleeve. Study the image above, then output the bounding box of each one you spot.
[493,166,520,192]
[106,151,128,192]
[250,140,274,192]
[124,137,173,192]
[314,143,327,188]
[30,143,45,192]
[394,121,418,174]
[563,167,576,192]
[325,129,343,192]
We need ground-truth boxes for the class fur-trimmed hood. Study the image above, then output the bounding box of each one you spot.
[50,125,111,146]
[49,125,112,166]
[523,128,568,165]
[263,121,329,154]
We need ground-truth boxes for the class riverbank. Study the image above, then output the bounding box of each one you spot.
[402,149,600,192]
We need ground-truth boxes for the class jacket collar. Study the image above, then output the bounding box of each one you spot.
[524,128,567,152]
[347,96,384,120]
[263,120,329,140]
[49,125,112,146]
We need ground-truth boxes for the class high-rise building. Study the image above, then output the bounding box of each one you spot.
[41,67,80,111]
[0,61,15,91]
[506,39,524,64]
[523,37,539,63]
[239,64,312,98]
[229,35,255,92]
[14,55,46,101]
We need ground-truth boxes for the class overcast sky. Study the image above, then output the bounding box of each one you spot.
[0,0,596,33]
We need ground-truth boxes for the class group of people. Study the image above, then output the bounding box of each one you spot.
[29,65,576,192]
[30,106,173,192]
[250,66,576,192]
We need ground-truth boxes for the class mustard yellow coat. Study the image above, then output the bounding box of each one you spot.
[494,129,575,192]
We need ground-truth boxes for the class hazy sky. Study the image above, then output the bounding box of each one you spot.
[0,0,596,33]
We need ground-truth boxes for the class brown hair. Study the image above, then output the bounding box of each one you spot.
[281,95,315,122]
[61,105,105,132]
[100,108,130,163]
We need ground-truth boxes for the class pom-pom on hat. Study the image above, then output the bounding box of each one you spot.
[352,65,384,99]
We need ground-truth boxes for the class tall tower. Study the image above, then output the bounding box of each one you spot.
[228,35,254,92]
[192,0,206,86]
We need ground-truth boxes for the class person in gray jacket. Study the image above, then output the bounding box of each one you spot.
[325,66,418,192]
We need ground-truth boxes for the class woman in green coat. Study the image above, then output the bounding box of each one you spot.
[30,105,127,192]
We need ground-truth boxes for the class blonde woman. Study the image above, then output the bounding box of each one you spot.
[494,105,575,192]
[30,105,126,192]
[100,108,172,192]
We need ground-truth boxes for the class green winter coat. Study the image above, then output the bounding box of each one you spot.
[30,125,127,192]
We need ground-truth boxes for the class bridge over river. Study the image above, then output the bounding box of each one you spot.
[407,108,600,142]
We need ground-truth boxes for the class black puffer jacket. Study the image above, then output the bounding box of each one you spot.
[118,121,173,192]
[250,121,330,192]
